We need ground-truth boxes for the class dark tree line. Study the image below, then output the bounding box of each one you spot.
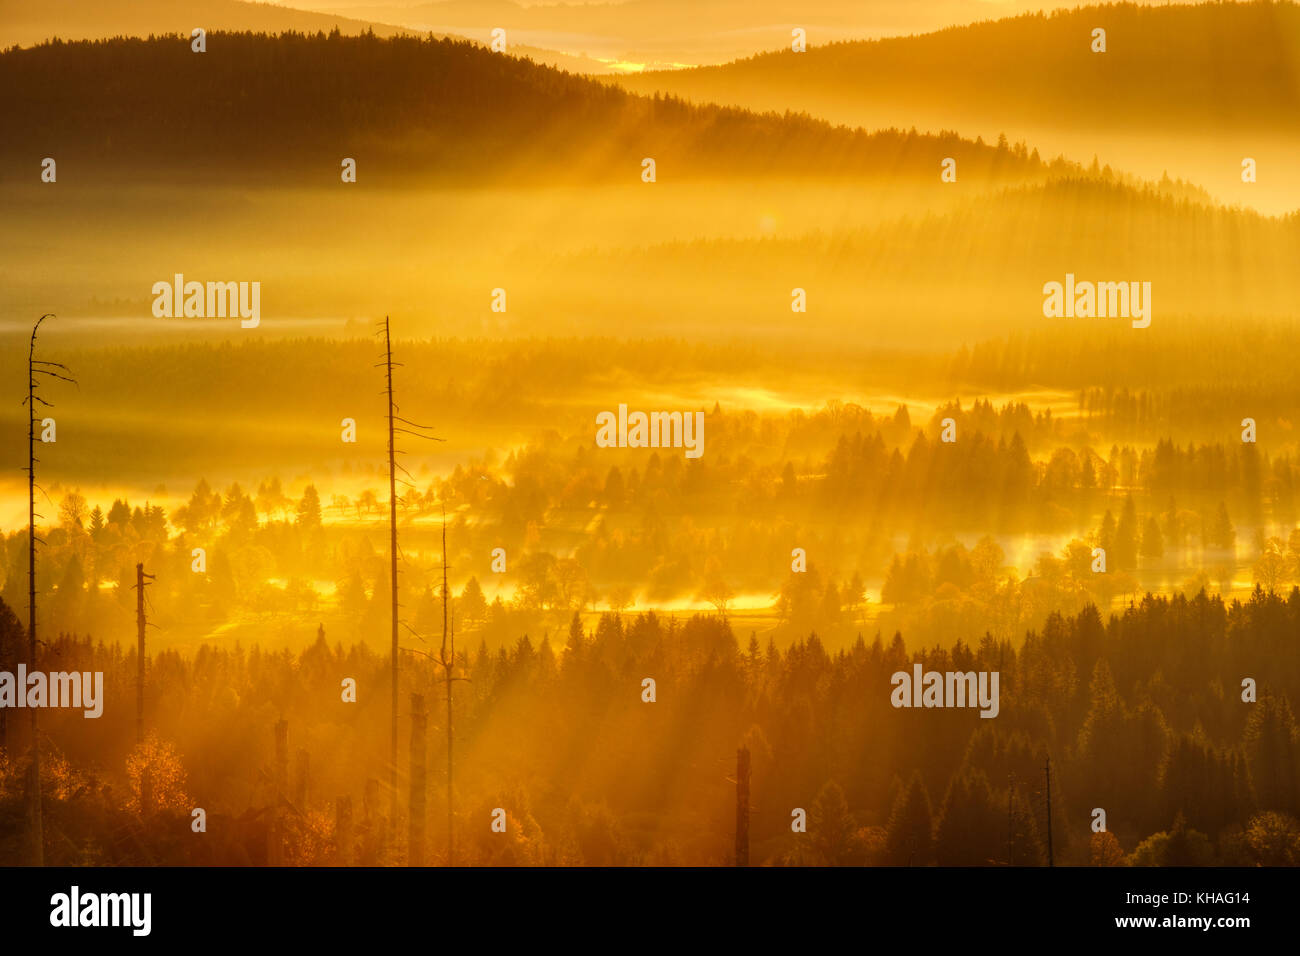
[0,31,1061,186]
[2,586,1298,865]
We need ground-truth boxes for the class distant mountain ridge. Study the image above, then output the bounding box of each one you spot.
[0,0,631,74]
[0,0,418,47]
[613,1,1300,136]
[0,31,1100,188]
[294,0,1197,66]
[610,1,1300,212]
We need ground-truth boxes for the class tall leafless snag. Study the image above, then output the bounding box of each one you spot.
[134,562,156,745]
[24,313,76,866]
[1044,756,1054,867]
[401,510,468,866]
[335,795,354,865]
[735,746,751,867]
[131,563,161,817]
[409,693,426,866]
[376,315,442,848]
[438,511,463,866]
[271,718,288,865]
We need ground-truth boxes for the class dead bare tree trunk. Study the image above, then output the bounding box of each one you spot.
[134,562,154,745]
[26,320,44,866]
[26,344,39,864]
[440,514,457,866]
[362,777,383,864]
[384,317,400,825]
[294,750,310,808]
[275,720,289,798]
[735,746,750,867]
[137,563,146,743]
[409,693,426,866]
[270,719,288,865]
[377,317,441,858]
[1045,756,1054,867]
[133,562,156,819]
[335,796,353,865]
[24,313,72,866]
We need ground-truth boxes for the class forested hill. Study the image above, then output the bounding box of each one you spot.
[615,1,1300,135]
[1,31,1064,186]
[0,0,417,47]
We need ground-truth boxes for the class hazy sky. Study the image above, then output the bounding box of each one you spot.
[280,0,1214,66]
